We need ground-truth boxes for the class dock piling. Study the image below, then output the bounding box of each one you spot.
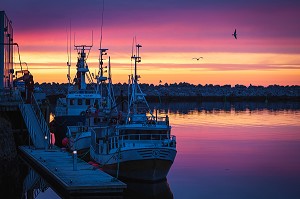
[44,135,48,150]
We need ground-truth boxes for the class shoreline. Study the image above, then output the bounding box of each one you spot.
[143,95,300,102]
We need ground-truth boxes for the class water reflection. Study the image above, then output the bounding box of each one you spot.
[0,159,24,199]
[123,180,173,199]
[23,168,58,199]
[151,101,300,114]
[166,104,300,199]
[168,109,300,128]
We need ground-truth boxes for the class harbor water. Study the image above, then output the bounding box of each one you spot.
[1,102,300,199]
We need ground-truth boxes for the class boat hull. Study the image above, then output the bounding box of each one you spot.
[90,147,177,181]
[104,158,173,182]
[69,132,91,153]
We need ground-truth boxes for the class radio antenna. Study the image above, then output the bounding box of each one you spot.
[99,0,105,51]
[86,30,94,59]
[131,36,136,75]
[67,20,72,85]
[67,28,69,64]
[69,20,71,68]
[92,30,94,46]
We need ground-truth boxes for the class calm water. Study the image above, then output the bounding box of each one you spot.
[2,102,300,199]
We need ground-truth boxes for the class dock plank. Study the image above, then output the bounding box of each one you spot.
[19,146,126,197]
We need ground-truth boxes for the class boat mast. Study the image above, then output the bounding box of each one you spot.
[131,44,142,114]
[97,48,108,107]
[107,56,114,110]
[74,45,92,90]
[98,48,108,80]
[126,43,155,122]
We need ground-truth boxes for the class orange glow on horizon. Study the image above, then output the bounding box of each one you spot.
[17,49,300,86]
[11,22,300,86]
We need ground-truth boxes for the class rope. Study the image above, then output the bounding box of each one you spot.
[78,148,90,159]
[97,145,121,168]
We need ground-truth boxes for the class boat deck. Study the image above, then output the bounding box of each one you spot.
[18,146,126,198]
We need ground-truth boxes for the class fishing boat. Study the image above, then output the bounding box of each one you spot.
[64,48,118,154]
[52,43,113,151]
[90,43,177,181]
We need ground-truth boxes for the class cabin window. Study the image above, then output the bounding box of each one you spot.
[86,99,91,105]
[70,99,74,105]
[94,99,99,109]
[119,129,168,140]
[78,99,83,105]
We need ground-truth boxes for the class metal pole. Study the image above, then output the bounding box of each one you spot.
[44,135,48,150]
[116,147,120,179]
[73,150,77,170]
[0,11,5,90]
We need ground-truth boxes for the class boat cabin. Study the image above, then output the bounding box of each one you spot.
[55,92,105,117]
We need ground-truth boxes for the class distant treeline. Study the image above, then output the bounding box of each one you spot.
[37,82,300,104]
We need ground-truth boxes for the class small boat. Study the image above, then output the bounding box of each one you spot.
[90,43,177,181]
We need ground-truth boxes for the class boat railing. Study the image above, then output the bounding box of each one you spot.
[127,115,170,126]
[107,134,176,151]
[155,116,170,125]
[68,90,97,94]
[94,142,105,155]
[91,126,113,154]
[67,126,88,137]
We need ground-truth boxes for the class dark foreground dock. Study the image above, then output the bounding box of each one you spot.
[19,146,126,198]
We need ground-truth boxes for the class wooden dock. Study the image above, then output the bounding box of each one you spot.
[19,146,126,198]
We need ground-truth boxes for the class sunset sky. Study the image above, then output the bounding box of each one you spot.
[2,0,300,86]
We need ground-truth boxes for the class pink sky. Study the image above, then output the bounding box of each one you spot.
[2,0,300,85]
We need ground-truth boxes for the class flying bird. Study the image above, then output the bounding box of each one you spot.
[232,29,237,39]
[192,57,203,61]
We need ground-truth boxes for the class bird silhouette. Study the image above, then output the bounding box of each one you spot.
[192,57,203,61]
[232,29,237,39]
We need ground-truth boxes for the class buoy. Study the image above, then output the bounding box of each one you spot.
[62,137,69,146]
[92,163,99,167]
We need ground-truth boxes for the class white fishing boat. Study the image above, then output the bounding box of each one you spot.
[52,44,96,148]
[90,43,177,181]
[66,48,118,155]
[52,42,116,153]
